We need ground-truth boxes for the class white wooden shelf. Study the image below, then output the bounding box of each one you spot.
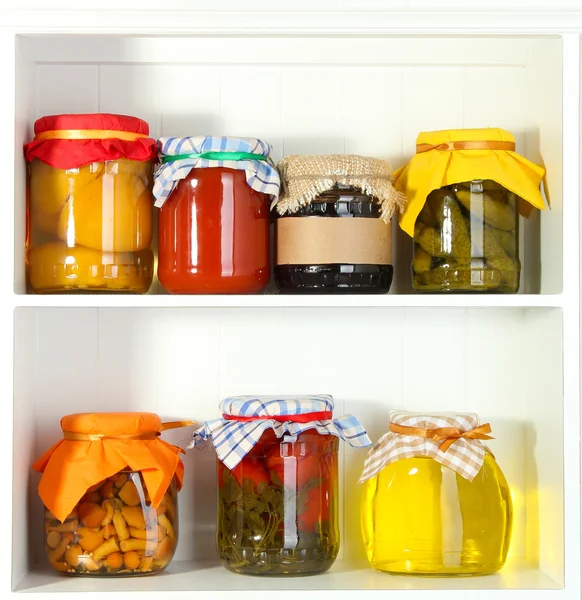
[15,559,560,597]
[2,5,581,600]
[15,293,565,309]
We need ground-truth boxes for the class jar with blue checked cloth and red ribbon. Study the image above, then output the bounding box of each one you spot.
[191,395,371,576]
[153,136,280,294]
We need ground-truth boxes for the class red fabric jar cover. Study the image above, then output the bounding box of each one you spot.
[24,113,158,170]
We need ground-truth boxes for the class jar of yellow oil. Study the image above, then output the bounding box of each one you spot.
[359,411,512,576]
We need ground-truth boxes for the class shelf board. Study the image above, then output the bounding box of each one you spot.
[15,559,560,596]
[14,293,564,309]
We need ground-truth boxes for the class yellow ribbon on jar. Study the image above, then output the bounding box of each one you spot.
[34,129,149,141]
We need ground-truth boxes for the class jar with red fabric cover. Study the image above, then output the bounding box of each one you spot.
[24,114,157,293]
[191,395,371,576]
[153,136,280,294]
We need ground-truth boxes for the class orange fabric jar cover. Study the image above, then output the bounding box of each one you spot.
[33,412,192,523]
[23,113,158,170]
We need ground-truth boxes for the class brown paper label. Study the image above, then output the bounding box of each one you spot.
[276,217,393,265]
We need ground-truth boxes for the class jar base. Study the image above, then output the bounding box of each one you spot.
[158,270,270,294]
[220,557,337,577]
[370,560,505,577]
[275,264,393,294]
[28,248,154,294]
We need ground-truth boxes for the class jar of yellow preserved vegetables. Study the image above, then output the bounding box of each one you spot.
[360,411,512,576]
[24,114,158,293]
[33,413,194,576]
[394,128,547,293]
[191,395,371,576]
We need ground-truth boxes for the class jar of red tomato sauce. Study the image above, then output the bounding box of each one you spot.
[153,137,280,294]
[191,395,371,576]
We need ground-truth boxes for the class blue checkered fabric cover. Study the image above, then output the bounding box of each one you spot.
[153,136,280,207]
[191,395,372,469]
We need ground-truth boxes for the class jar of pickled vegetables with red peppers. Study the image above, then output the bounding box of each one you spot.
[191,395,371,576]
[33,413,193,576]
[153,137,281,294]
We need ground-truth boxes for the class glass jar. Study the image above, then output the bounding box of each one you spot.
[413,180,520,293]
[24,114,156,294]
[44,470,178,576]
[217,429,340,575]
[275,184,394,294]
[360,411,512,576]
[361,455,512,575]
[157,167,270,294]
[33,412,190,578]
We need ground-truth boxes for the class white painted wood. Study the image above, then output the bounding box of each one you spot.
[0,11,579,600]
[12,559,561,596]
[14,293,566,308]
[11,305,569,594]
[3,4,582,35]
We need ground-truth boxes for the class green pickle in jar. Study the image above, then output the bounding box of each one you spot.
[413,180,520,293]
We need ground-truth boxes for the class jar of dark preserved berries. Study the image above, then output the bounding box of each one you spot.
[273,155,405,294]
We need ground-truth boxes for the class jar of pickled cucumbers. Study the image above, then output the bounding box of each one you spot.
[360,411,513,576]
[394,128,547,293]
[24,114,158,294]
[192,395,371,576]
[33,413,193,576]
[273,155,406,294]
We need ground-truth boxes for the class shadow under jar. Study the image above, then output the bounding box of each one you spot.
[275,185,394,294]
[44,470,178,576]
[413,180,520,293]
[217,429,340,576]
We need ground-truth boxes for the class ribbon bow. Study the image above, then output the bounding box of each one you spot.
[415,140,516,154]
[389,422,493,452]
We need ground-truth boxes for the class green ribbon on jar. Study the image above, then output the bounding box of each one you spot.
[161,151,269,164]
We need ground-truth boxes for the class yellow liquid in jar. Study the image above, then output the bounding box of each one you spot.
[361,455,512,576]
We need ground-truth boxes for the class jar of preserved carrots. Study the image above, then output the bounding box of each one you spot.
[360,411,513,576]
[153,137,280,294]
[24,114,157,294]
[192,395,371,576]
[33,413,193,576]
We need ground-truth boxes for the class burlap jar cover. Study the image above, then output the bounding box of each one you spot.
[359,410,494,483]
[274,155,406,266]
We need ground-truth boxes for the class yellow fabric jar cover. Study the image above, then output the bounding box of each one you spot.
[394,128,546,237]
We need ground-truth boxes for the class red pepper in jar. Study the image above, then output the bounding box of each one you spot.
[231,456,270,489]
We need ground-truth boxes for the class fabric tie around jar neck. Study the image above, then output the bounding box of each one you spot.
[415,140,516,153]
[62,420,193,447]
[191,395,371,470]
[359,410,494,483]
